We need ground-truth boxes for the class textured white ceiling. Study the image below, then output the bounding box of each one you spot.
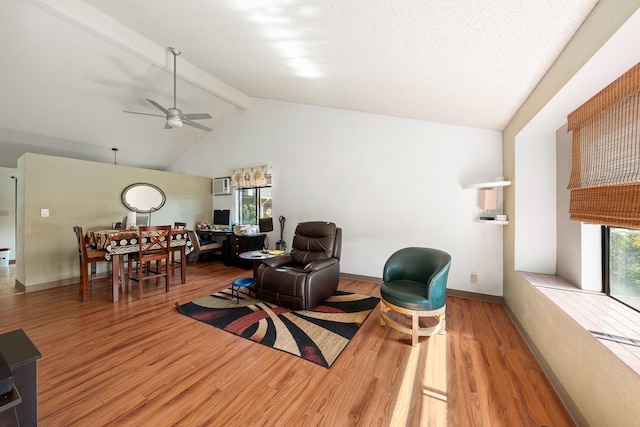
[79,0,598,129]
[0,0,605,169]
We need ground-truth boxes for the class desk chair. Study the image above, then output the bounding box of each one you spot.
[127,225,172,295]
[380,247,451,346]
[72,226,110,302]
[187,230,222,264]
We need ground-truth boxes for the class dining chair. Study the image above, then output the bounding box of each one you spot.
[72,226,110,301]
[170,222,187,276]
[127,225,172,295]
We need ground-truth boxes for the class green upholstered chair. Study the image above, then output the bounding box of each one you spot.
[380,247,451,346]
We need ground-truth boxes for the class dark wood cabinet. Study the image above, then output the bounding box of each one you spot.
[228,234,265,268]
[0,330,41,427]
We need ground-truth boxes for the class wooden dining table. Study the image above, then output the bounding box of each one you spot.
[86,229,193,302]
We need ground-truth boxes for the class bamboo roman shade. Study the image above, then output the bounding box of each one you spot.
[567,62,640,229]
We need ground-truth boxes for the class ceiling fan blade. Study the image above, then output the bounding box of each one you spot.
[123,110,166,118]
[146,99,170,115]
[183,120,212,132]
[181,113,212,121]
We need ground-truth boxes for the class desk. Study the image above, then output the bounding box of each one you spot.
[0,330,41,427]
[196,231,265,268]
[88,229,193,302]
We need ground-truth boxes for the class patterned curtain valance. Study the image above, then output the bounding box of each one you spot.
[230,165,270,189]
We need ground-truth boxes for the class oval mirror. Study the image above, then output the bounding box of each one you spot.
[121,183,166,213]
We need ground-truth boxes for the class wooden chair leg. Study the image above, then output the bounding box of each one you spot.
[138,259,143,295]
[180,247,186,284]
[380,302,387,326]
[165,261,170,292]
[128,258,134,294]
[155,260,160,287]
[80,266,88,302]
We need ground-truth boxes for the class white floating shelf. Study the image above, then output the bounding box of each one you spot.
[464,180,511,189]
[474,219,509,225]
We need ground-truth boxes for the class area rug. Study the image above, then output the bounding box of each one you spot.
[176,288,379,368]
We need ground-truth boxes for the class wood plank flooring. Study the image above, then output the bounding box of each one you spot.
[0,261,574,426]
[0,264,21,298]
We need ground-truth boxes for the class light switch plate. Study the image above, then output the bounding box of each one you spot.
[41,208,49,218]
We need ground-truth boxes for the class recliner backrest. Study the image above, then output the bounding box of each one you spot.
[290,221,340,266]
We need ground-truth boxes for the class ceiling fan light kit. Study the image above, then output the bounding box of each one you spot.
[123,47,213,132]
[167,116,183,128]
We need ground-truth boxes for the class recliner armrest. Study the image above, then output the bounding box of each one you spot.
[262,254,293,268]
[303,258,338,272]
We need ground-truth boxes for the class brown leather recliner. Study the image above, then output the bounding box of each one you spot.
[255,221,342,310]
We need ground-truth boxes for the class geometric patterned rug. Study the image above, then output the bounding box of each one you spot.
[176,288,380,368]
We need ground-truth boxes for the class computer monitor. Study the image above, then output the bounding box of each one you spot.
[259,217,274,232]
[213,209,230,228]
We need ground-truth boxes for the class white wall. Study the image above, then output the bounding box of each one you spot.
[0,167,17,260]
[170,98,505,295]
[515,131,557,273]
[555,124,581,283]
[556,124,601,290]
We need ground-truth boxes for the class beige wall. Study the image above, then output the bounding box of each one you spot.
[503,1,640,425]
[16,153,212,289]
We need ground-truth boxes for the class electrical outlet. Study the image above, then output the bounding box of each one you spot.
[41,208,49,218]
[470,274,478,284]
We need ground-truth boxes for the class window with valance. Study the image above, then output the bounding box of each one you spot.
[230,164,272,226]
[230,165,270,189]
[567,62,640,229]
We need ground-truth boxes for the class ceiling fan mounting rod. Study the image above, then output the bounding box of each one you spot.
[168,47,181,109]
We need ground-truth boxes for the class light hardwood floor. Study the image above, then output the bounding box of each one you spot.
[0,264,21,298]
[0,261,574,426]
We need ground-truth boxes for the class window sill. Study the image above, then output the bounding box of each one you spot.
[518,271,640,376]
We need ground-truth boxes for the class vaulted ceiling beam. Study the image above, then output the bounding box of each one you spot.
[33,0,251,109]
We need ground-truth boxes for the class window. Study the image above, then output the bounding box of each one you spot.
[604,226,640,312]
[237,186,272,225]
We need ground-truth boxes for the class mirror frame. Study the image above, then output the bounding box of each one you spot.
[121,182,166,213]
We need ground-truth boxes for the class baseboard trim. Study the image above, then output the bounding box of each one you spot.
[340,272,379,283]
[447,289,503,304]
[21,277,82,293]
[340,273,504,304]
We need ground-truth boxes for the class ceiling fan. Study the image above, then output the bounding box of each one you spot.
[124,47,213,132]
